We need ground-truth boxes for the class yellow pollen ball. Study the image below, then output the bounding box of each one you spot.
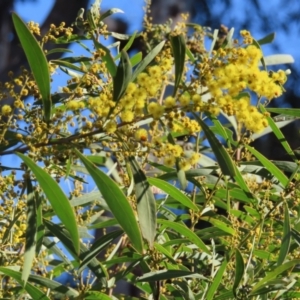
[1,105,12,116]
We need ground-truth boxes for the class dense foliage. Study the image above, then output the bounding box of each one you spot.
[0,0,299,299]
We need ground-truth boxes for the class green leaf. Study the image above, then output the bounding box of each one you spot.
[84,291,113,300]
[233,249,245,297]
[277,202,291,266]
[86,155,106,165]
[113,50,132,102]
[214,291,234,300]
[35,192,44,254]
[148,177,199,211]
[244,145,289,188]
[130,52,142,67]
[99,8,124,22]
[154,243,177,263]
[137,269,207,282]
[261,105,296,161]
[46,48,73,55]
[206,259,227,300]
[0,267,50,300]
[257,32,276,45]
[12,13,51,122]
[193,114,236,177]
[186,45,196,63]
[75,149,143,253]
[114,31,138,60]
[132,41,165,81]
[169,34,186,96]
[201,217,235,235]
[177,168,187,190]
[251,38,267,70]
[233,167,256,203]
[266,107,300,117]
[16,153,80,254]
[22,177,37,285]
[158,219,210,254]
[54,34,89,44]
[28,273,80,298]
[128,157,156,247]
[263,54,294,66]
[250,259,300,294]
[52,59,86,73]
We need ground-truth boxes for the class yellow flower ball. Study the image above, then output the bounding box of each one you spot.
[121,110,134,122]
[164,96,176,108]
[164,156,176,167]
[66,100,79,111]
[135,128,148,141]
[105,121,117,133]
[179,94,191,107]
[1,105,12,116]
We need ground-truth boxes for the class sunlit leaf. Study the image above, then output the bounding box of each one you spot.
[260,54,294,66]
[244,145,289,188]
[12,13,51,122]
[158,219,210,254]
[16,153,80,254]
[130,51,142,67]
[266,107,300,117]
[260,104,296,161]
[201,217,235,235]
[148,177,199,211]
[128,156,156,248]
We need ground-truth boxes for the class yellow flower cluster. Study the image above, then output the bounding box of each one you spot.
[27,21,40,35]
[162,143,201,169]
[199,31,288,132]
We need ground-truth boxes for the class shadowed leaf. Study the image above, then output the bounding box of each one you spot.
[170,34,186,96]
